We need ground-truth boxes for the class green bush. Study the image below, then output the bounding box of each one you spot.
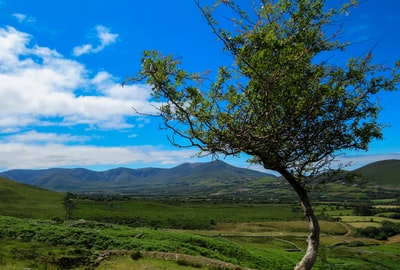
[348,241,365,247]
[356,221,400,240]
[130,250,142,260]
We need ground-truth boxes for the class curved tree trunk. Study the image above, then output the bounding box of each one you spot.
[278,169,320,270]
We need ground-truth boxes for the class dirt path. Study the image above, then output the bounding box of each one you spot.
[271,237,302,251]
[339,222,354,237]
[385,234,400,244]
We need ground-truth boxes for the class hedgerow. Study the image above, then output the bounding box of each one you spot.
[356,221,400,240]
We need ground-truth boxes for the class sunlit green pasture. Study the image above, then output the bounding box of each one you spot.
[0,177,65,219]
[340,215,400,224]
[71,200,304,229]
[371,198,398,204]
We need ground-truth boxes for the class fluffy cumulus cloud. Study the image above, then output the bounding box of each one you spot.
[0,26,158,131]
[0,26,182,170]
[73,25,119,56]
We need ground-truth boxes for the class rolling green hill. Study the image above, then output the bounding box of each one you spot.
[354,159,400,187]
[0,176,65,219]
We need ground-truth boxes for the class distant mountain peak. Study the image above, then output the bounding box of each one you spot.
[0,161,272,194]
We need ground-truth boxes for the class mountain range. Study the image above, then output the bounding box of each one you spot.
[0,160,272,194]
[0,159,399,195]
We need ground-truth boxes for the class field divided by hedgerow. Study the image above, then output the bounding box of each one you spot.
[70,199,304,229]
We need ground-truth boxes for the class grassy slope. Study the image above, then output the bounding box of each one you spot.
[0,176,65,219]
[355,159,400,187]
[0,216,301,270]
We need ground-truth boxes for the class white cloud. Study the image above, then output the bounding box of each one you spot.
[0,26,159,131]
[12,13,36,24]
[12,13,27,23]
[0,142,198,170]
[72,25,119,56]
[72,44,92,57]
[4,131,90,144]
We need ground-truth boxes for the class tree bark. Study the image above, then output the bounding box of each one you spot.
[278,169,320,270]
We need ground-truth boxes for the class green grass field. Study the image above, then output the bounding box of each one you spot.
[1,175,400,269]
[70,199,304,229]
[0,177,65,219]
[1,215,399,269]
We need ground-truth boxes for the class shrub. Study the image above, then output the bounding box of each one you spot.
[348,240,365,247]
[356,221,400,240]
[130,250,142,260]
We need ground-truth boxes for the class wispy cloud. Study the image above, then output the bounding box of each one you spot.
[4,131,90,144]
[0,142,198,170]
[0,26,158,132]
[0,128,199,170]
[12,13,36,24]
[73,25,118,56]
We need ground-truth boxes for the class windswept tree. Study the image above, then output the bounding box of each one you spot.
[125,0,399,269]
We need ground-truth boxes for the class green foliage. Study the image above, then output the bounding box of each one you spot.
[353,203,374,216]
[127,2,399,267]
[131,250,142,260]
[0,216,300,269]
[318,244,400,270]
[127,0,399,184]
[356,221,400,240]
[0,239,95,269]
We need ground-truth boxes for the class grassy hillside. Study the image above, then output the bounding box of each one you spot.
[1,215,400,269]
[0,215,303,270]
[355,159,400,187]
[0,176,65,219]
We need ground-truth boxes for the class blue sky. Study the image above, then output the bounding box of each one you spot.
[0,0,399,172]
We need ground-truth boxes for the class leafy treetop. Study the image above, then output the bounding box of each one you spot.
[128,0,399,188]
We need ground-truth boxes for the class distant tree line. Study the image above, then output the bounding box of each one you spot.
[356,221,400,240]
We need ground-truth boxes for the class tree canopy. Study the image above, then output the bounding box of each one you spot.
[126,0,399,269]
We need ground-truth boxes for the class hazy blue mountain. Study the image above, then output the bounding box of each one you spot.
[1,159,398,195]
[0,160,272,193]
